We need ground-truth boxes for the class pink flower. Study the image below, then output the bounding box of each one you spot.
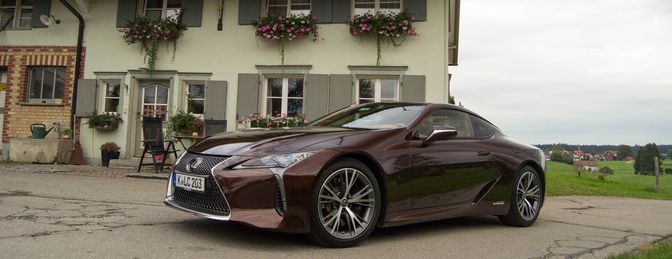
[164,37,168,40]
[307,20,310,24]
[313,17,317,20]
[404,20,409,24]
[292,35,296,38]
[258,21,262,24]
[267,122,272,125]
[351,102,356,105]
[287,29,291,32]
[166,30,170,33]
[142,30,146,32]
[278,16,283,20]
[412,17,416,20]
[258,28,262,31]
[251,118,257,121]
[322,38,324,41]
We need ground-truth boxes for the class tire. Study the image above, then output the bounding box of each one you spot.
[308,158,381,248]
[499,165,543,227]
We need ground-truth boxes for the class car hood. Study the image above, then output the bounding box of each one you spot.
[188,126,372,157]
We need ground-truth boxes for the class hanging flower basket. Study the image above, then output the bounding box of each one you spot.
[119,9,187,75]
[349,10,419,66]
[252,13,321,65]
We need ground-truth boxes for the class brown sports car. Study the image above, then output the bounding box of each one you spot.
[165,102,546,247]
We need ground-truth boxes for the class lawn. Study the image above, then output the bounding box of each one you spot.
[545,160,672,200]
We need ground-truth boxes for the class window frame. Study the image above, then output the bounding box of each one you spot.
[261,74,305,117]
[264,0,312,16]
[28,67,66,103]
[98,80,122,115]
[0,0,32,29]
[355,75,400,104]
[182,81,206,119]
[142,0,182,20]
[415,108,476,140]
[352,0,402,16]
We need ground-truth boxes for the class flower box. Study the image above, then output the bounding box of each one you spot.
[89,121,119,130]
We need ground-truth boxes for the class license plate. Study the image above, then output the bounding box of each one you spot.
[173,173,205,192]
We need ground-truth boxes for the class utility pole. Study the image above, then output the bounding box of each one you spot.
[655,157,660,191]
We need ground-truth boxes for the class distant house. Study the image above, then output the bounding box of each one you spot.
[594,154,605,161]
[623,156,635,162]
[584,153,593,160]
[574,160,599,171]
[605,151,618,161]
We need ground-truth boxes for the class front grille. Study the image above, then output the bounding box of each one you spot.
[171,153,231,215]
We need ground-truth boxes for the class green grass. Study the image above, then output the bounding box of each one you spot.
[545,161,672,200]
[606,239,672,259]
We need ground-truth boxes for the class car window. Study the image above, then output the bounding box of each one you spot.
[309,103,425,129]
[470,115,496,138]
[417,109,474,139]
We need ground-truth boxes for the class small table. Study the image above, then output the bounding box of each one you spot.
[174,135,205,150]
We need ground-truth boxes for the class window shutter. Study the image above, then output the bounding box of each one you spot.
[116,0,137,28]
[75,79,97,117]
[304,74,329,120]
[238,0,261,25]
[204,80,227,120]
[404,0,427,21]
[331,0,350,23]
[31,0,51,28]
[236,74,260,118]
[328,74,352,113]
[182,0,203,27]
[401,75,425,102]
[312,0,333,23]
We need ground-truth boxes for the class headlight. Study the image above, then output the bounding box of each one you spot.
[234,151,322,170]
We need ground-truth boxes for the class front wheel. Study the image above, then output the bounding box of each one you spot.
[308,158,381,248]
[499,165,543,227]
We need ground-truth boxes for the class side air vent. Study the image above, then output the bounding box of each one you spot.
[275,184,284,216]
[472,180,497,204]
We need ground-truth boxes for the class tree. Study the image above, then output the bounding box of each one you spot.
[617,145,634,161]
[599,166,613,174]
[551,144,564,155]
[634,143,662,175]
[667,149,671,161]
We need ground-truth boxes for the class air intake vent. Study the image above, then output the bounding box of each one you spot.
[472,180,497,204]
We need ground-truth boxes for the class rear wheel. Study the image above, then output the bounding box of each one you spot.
[308,158,380,248]
[499,165,543,227]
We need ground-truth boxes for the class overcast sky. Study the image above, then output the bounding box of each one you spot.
[449,0,672,146]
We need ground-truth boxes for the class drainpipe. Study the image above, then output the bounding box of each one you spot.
[58,0,84,140]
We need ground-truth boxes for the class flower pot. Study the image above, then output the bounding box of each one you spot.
[101,151,121,167]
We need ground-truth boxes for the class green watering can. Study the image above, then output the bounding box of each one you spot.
[30,123,54,139]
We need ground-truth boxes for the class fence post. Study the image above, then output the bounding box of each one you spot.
[655,157,659,192]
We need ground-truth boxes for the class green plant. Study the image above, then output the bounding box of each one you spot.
[120,8,186,75]
[167,109,201,137]
[85,112,123,130]
[240,112,307,129]
[251,12,321,65]
[62,129,73,136]
[350,10,419,66]
[100,142,121,152]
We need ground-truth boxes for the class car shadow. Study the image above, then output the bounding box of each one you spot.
[166,215,506,250]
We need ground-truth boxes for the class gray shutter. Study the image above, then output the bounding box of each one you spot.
[31,0,51,28]
[75,79,97,117]
[404,0,427,21]
[238,0,261,25]
[204,80,227,120]
[312,0,333,23]
[182,0,203,27]
[237,74,260,118]
[401,75,425,102]
[304,74,329,120]
[328,74,352,113]
[332,0,350,23]
[116,0,137,28]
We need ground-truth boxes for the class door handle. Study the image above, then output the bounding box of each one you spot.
[477,151,491,156]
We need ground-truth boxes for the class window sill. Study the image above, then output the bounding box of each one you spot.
[20,102,65,107]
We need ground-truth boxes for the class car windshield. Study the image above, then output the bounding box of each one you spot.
[307,103,426,129]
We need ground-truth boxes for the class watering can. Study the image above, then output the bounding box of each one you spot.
[30,123,54,139]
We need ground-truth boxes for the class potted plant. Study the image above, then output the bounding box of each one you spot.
[240,111,307,130]
[251,13,321,65]
[167,109,203,137]
[86,112,123,130]
[62,129,73,139]
[120,8,187,75]
[100,142,121,167]
[349,10,419,66]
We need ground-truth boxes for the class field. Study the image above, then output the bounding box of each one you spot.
[545,160,672,200]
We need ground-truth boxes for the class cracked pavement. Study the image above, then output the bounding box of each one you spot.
[1,168,671,258]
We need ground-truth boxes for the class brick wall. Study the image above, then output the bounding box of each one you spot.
[0,46,86,143]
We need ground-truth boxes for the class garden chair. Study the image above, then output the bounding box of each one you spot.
[137,117,179,173]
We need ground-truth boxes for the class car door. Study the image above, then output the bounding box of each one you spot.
[410,108,496,209]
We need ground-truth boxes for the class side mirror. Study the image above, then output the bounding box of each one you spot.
[422,125,457,146]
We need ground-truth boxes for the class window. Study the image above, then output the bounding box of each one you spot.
[262,76,304,117]
[29,67,65,101]
[265,0,310,16]
[1,0,32,29]
[417,109,474,139]
[356,76,399,104]
[143,0,182,20]
[142,85,169,121]
[184,83,205,118]
[100,81,121,114]
[354,0,401,16]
